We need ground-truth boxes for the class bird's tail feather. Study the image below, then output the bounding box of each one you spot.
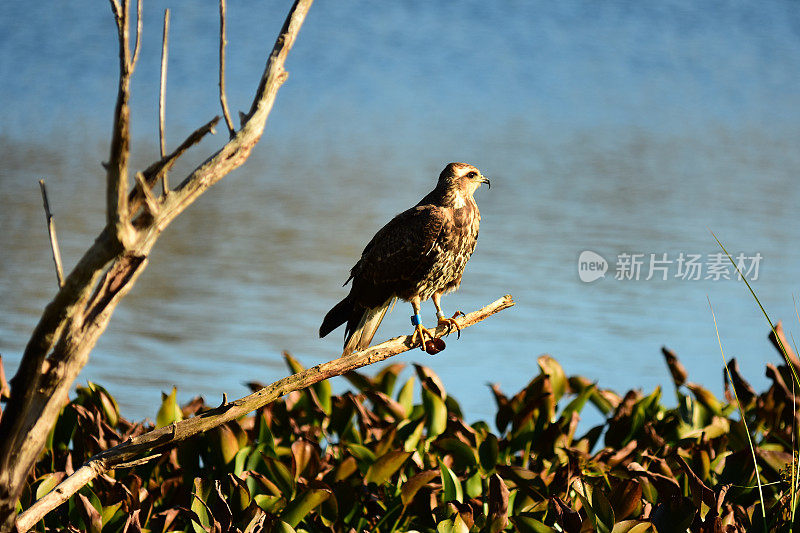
[342,298,392,357]
[320,295,354,339]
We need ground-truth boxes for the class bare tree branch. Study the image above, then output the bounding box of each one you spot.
[159,9,170,196]
[38,180,64,288]
[106,0,135,247]
[130,116,220,217]
[0,1,314,529]
[130,0,143,68]
[219,0,236,138]
[15,296,515,532]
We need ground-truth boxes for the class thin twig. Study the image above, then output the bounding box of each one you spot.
[129,116,220,217]
[159,9,170,195]
[133,173,158,218]
[218,0,235,137]
[15,295,514,531]
[38,180,64,288]
[114,453,163,469]
[130,0,143,68]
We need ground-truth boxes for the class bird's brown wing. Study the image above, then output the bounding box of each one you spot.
[348,205,446,306]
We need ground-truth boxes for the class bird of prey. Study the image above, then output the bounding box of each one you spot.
[319,162,490,356]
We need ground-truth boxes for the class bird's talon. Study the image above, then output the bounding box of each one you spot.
[452,310,465,319]
[437,317,462,340]
[411,324,435,349]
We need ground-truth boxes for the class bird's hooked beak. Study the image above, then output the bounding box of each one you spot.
[480,175,491,189]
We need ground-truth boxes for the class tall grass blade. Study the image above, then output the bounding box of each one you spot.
[708,296,767,532]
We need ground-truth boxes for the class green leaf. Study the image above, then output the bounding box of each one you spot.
[423,388,448,439]
[537,355,567,404]
[365,450,411,485]
[190,478,212,533]
[590,388,620,415]
[263,455,295,496]
[437,516,469,533]
[156,386,183,428]
[234,446,253,476]
[399,417,425,453]
[561,383,596,420]
[625,386,662,444]
[257,414,276,452]
[212,424,242,465]
[437,438,478,469]
[612,521,657,533]
[377,363,406,396]
[100,501,123,527]
[415,364,447,398]
[346,443,376,465]
[284,352,305,374]
[280,483,332,527]
[397,376,416,414]
[437,518,455,533]
[592,489,616,533]
[686,382,724,416]
[465,471,483,498]
[254,494,287,513]
[274,521,297,533]
[479,433,500,472]
[446,514,470,533]
[510,513,556,533]
[313,378,332,414]
[35,472,65,500]
[88,382,120,427]
[439,459,463,503]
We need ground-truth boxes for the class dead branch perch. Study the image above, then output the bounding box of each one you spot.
[15,295,514,532]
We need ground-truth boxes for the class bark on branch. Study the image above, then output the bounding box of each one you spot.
[0,1,314,530]
[15,295,514,532]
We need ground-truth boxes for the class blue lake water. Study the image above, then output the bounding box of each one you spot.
[1,1,800,425]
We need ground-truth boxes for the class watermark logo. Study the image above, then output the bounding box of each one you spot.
[578,250,608,283]
[578,251,762,282]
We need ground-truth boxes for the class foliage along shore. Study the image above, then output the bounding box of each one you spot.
[4,341,798,533]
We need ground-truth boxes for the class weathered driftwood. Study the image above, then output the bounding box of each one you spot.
[0,0,314,530]
[15,295,515,532]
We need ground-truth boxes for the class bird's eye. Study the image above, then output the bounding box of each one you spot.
[467,171,478,179]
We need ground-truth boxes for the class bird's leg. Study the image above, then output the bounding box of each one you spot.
[409,296,435,350]
[432,292,464,339]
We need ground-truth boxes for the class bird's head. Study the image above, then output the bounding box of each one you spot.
[438,162,491,197]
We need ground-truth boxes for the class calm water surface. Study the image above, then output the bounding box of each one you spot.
[1,1,800,424]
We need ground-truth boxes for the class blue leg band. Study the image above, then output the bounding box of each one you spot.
[411,313,422,326]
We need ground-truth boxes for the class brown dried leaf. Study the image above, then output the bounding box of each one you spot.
[551,496,581,533]
[662,347,688,387]
[609,479,643,522]
[291,437,318,481]
[401,469,439,507]
[487,473,509,533]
